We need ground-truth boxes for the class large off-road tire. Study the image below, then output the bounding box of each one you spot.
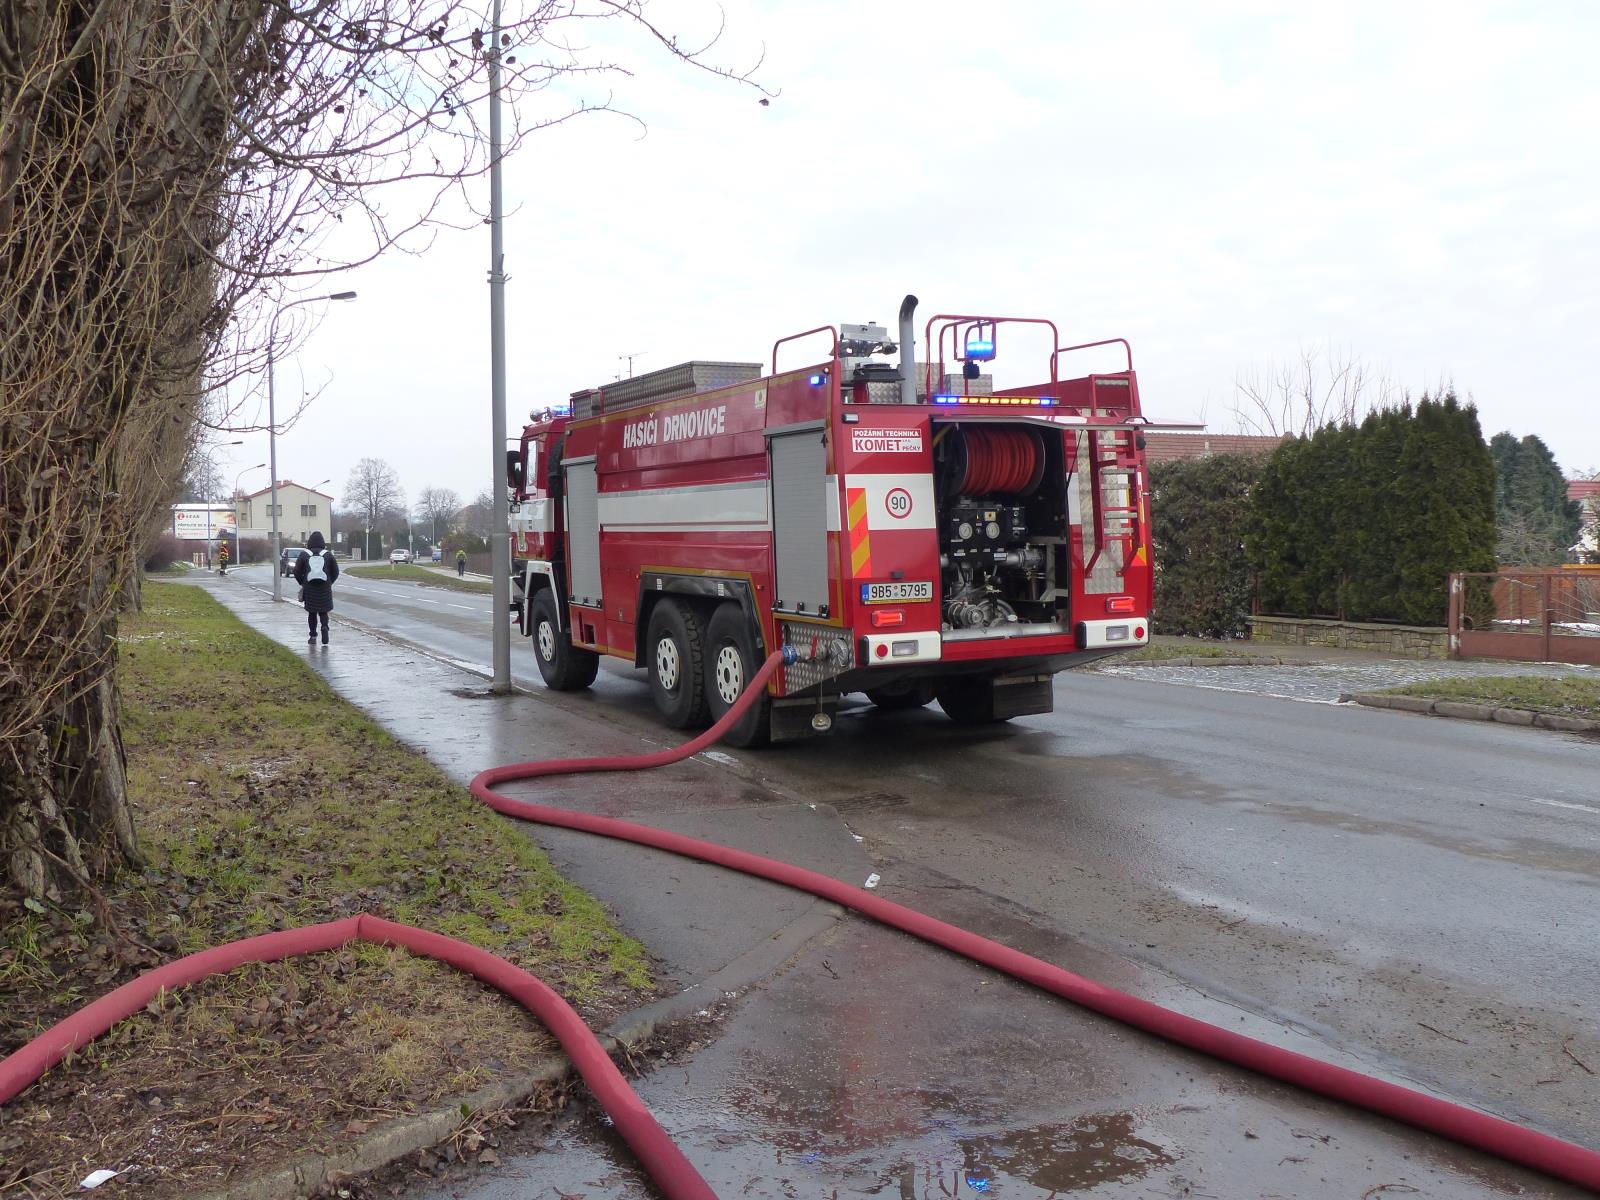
[646,599,709,728]
[530,589,599,691]
[934,676,1011,725]
[703,604,772,748]
[865,681,935,711]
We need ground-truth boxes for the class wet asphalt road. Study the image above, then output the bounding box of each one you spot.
[220,566,1599,1197]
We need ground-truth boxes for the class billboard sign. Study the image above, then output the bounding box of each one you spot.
[172,505,237,540]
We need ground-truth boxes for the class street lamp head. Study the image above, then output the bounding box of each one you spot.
[330,291,357,301]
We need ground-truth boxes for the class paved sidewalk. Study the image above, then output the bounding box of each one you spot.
[418,562,494,582]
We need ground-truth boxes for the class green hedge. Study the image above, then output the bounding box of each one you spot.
[1148,453,1265,637]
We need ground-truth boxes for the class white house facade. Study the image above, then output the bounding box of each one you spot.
[236,480,335,548]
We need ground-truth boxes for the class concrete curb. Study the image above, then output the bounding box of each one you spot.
[195,951,798,1200]
[199,897,846,1200]
[193,1060,568,1200]
[1339,692,1600,733]
[1118,655,1294,668]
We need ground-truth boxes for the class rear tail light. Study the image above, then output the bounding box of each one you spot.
[1106,595,1136,614]
[870,609,905,628]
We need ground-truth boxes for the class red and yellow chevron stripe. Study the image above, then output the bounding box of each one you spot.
[847,486,871,576]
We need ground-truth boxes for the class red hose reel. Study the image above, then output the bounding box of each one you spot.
[951,426,1046,497]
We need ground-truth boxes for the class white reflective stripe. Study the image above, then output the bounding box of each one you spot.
[520,560,560,628]
[826,474,840,531]
[599,480,770,532]
[863,631,942,665]
[843,473,938,531]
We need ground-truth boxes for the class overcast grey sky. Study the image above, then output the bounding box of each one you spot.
[226,0,1600,516]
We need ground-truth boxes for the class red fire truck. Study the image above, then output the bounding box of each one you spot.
[506,297,1162,746]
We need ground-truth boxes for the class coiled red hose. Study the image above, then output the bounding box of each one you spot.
[956,427,1042,496]
[3,651,1597,1198]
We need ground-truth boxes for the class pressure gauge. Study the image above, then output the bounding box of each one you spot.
[985,521,1001,540]
[957,521,974,541]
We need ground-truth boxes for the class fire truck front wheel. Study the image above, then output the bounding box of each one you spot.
[646,599,710,728]
[703,605,771,748]
[531,590,599,691]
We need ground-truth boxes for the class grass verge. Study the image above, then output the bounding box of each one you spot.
[0,583,650,1198]
[1378,673,1600,718]
[347,563,493,593]
[1120,642,1236,662]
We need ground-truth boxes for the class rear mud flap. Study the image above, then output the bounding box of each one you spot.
[992,673,1055,720]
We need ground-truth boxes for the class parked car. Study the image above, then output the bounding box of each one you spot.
[280,547,307,576]
[390,548,412,564]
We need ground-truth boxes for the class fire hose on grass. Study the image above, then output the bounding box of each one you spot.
[2,651,1597,1198]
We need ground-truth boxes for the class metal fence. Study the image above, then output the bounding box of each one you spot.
[1448,569,1600,665]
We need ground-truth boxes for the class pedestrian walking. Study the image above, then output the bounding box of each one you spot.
[294,531,339,645]
[455,548,467,578]
[216,540,230,575]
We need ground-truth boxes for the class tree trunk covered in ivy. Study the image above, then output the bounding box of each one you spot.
[1,0,243,897]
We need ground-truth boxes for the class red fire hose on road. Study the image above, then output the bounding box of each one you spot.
[3,651,1598,1197]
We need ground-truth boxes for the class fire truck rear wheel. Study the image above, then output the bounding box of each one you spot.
[531,590,598,691]
[934,676,1011,725]
[704,605,771,748]
[646,599,709,728]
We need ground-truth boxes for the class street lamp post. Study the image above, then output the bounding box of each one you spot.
[233,463,266,564]
[267,291,357,601]
[308,479,331,551]
[202,439,243,568]
[487,0,511,692]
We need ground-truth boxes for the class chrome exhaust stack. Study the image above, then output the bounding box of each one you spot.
[898,293,918,405]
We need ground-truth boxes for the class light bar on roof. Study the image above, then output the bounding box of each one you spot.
[932,395,1057,407]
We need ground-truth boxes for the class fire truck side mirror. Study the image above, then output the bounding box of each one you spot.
[505,449,524,490]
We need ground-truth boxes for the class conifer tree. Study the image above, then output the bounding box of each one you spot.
[1391,393,1496,624]
[1490,431,1581,564]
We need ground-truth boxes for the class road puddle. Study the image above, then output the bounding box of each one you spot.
[951,1111,1175,1194]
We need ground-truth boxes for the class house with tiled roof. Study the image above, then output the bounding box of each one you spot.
[1140,432,1287,463]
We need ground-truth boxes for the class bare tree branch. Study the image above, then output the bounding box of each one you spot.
[1230,345,1399,438]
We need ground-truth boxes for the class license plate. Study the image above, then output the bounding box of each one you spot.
[862,581,934,603]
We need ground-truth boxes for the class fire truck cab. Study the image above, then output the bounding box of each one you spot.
[508,297,1156,746]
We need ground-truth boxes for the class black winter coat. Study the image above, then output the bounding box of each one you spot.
[293,550,339,613]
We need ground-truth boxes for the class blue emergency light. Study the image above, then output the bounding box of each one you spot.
[964,338,996,361]
[932,395,1057,407]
